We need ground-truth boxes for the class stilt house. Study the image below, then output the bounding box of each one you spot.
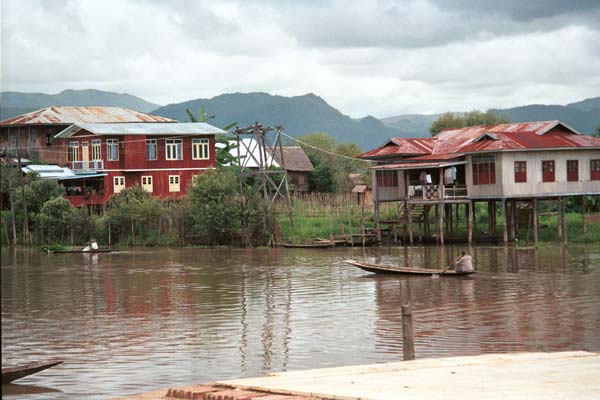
[358,121,600,244]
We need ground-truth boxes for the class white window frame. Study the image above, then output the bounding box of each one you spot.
[113,176,125,193]
[91,139,102,160]
[141,175,153,192]
[192,138,210,160]
[166,139,183,160]
[69,141,79,162]
[168,175,180,192]
[107,139,119,161]
[146,139,157,160]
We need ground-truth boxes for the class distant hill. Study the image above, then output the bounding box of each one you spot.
[382,98,600,136]
[0,89,161,119]
[152,92,404,150]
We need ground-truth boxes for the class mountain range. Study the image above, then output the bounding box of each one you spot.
[2,89,599,150]
[0,89,160,118]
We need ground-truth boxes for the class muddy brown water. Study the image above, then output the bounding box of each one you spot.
[2,244,599,399]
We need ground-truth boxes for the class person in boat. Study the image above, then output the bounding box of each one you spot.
[445,251,474,273]
[82,239,98,252]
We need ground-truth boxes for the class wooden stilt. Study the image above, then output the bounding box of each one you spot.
[502,199,508,243]
[439,203,445,245]
[487,201,493,237]
[533,198,538,247]
[510,199,516,240]
[407,203,413,245]
[582,196,587,236]
[467,201,473,244]
[424,206,430,237]
[434,205,440,244]
[562,197,568,244]
[557,197,563,239]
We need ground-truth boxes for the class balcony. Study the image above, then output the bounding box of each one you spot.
[408,184,468,201]
[71,160,104,172]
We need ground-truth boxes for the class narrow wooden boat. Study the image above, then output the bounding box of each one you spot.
[46,248,113,254]
[2,361,62,384]
[344,259,475,276]
[277,242,334,248]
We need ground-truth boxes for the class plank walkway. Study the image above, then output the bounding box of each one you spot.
[114,351,599,400]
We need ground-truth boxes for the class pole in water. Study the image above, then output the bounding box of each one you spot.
[402,304,416,361]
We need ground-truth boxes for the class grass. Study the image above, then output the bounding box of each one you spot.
[277,196,600,245]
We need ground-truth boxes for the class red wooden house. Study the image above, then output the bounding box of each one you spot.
[53,122,224,207]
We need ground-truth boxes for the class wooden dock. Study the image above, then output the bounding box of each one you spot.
[114,351,599,400]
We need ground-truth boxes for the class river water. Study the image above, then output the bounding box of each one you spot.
[2,244,600,399]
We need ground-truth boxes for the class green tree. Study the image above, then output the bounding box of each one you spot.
[106,186,162,245]
[188,170,243,244]
[38,197,73,243]
[186,107,238,168]
[297,132,365,192]
[429,110,509,136]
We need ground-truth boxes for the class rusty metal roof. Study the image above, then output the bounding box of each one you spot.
[359,121,600,160]
[0,106,175,126]
[358,138,436,159]
[371,160,467,170]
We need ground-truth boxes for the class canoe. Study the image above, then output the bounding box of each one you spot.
[277,242,335,248]
[2,360,62,384]
[46,249,113,254]
[344,259,475,276]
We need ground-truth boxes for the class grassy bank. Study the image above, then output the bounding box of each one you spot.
[277,196,600,245]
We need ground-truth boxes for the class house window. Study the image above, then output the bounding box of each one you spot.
[92,140,102,160]
[472,155,496,185]
[514,161,527,183]
[107,139,119,161]
[192,138,210,160]
[191,174,201,186]
[68,141,79,162]
[591,159,600,181]
[542,160,555,182]
[566,160,578,182]
[146,139,157,160]
[376,170,398,187]
[28,129,37,148]
[113,176,125,193]
[169,175,180,192]
[166,139,182,160]
[141,176,153,192]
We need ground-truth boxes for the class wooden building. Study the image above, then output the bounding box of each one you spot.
[270,146,314,192]
[358,121,600,245]
[1,107,224,208]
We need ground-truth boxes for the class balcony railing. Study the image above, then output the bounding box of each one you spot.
[408,184,468,200]
[71,160,104,172]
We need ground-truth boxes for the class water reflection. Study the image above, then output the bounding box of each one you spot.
[1,244,599,399]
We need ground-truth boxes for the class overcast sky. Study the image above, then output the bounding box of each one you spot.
[2,0,600,117]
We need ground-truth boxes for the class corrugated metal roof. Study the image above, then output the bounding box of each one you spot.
[22,165,106,180]
[1,106,175,126]
[371,160,467,170]
[358,138,436,159]
[55,122,226,138]
[359,121,600,160]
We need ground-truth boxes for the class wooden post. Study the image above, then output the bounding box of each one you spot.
[407,203,413,245]
[510,199,517,241]
[434,204,440,244]
[562,198,568,244]
[557,197,563,239]
[467,201,473,244]
[372,172,381,242]
[491,201,497,236]
[582,196,587,236]
[533,198,538,247]
[424,206,430,237]
[328,205,334,245]
[502,199,508,243]
[487,201,493,237]
[439,203,444,245]
[402,304,415,361]
[347,206,354,248]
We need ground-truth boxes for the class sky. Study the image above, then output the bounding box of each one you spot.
[2,0,600,117]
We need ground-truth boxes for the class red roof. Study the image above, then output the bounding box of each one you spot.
[0,106,175,126]
[357,137,435,159]
[359,121,600,160]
